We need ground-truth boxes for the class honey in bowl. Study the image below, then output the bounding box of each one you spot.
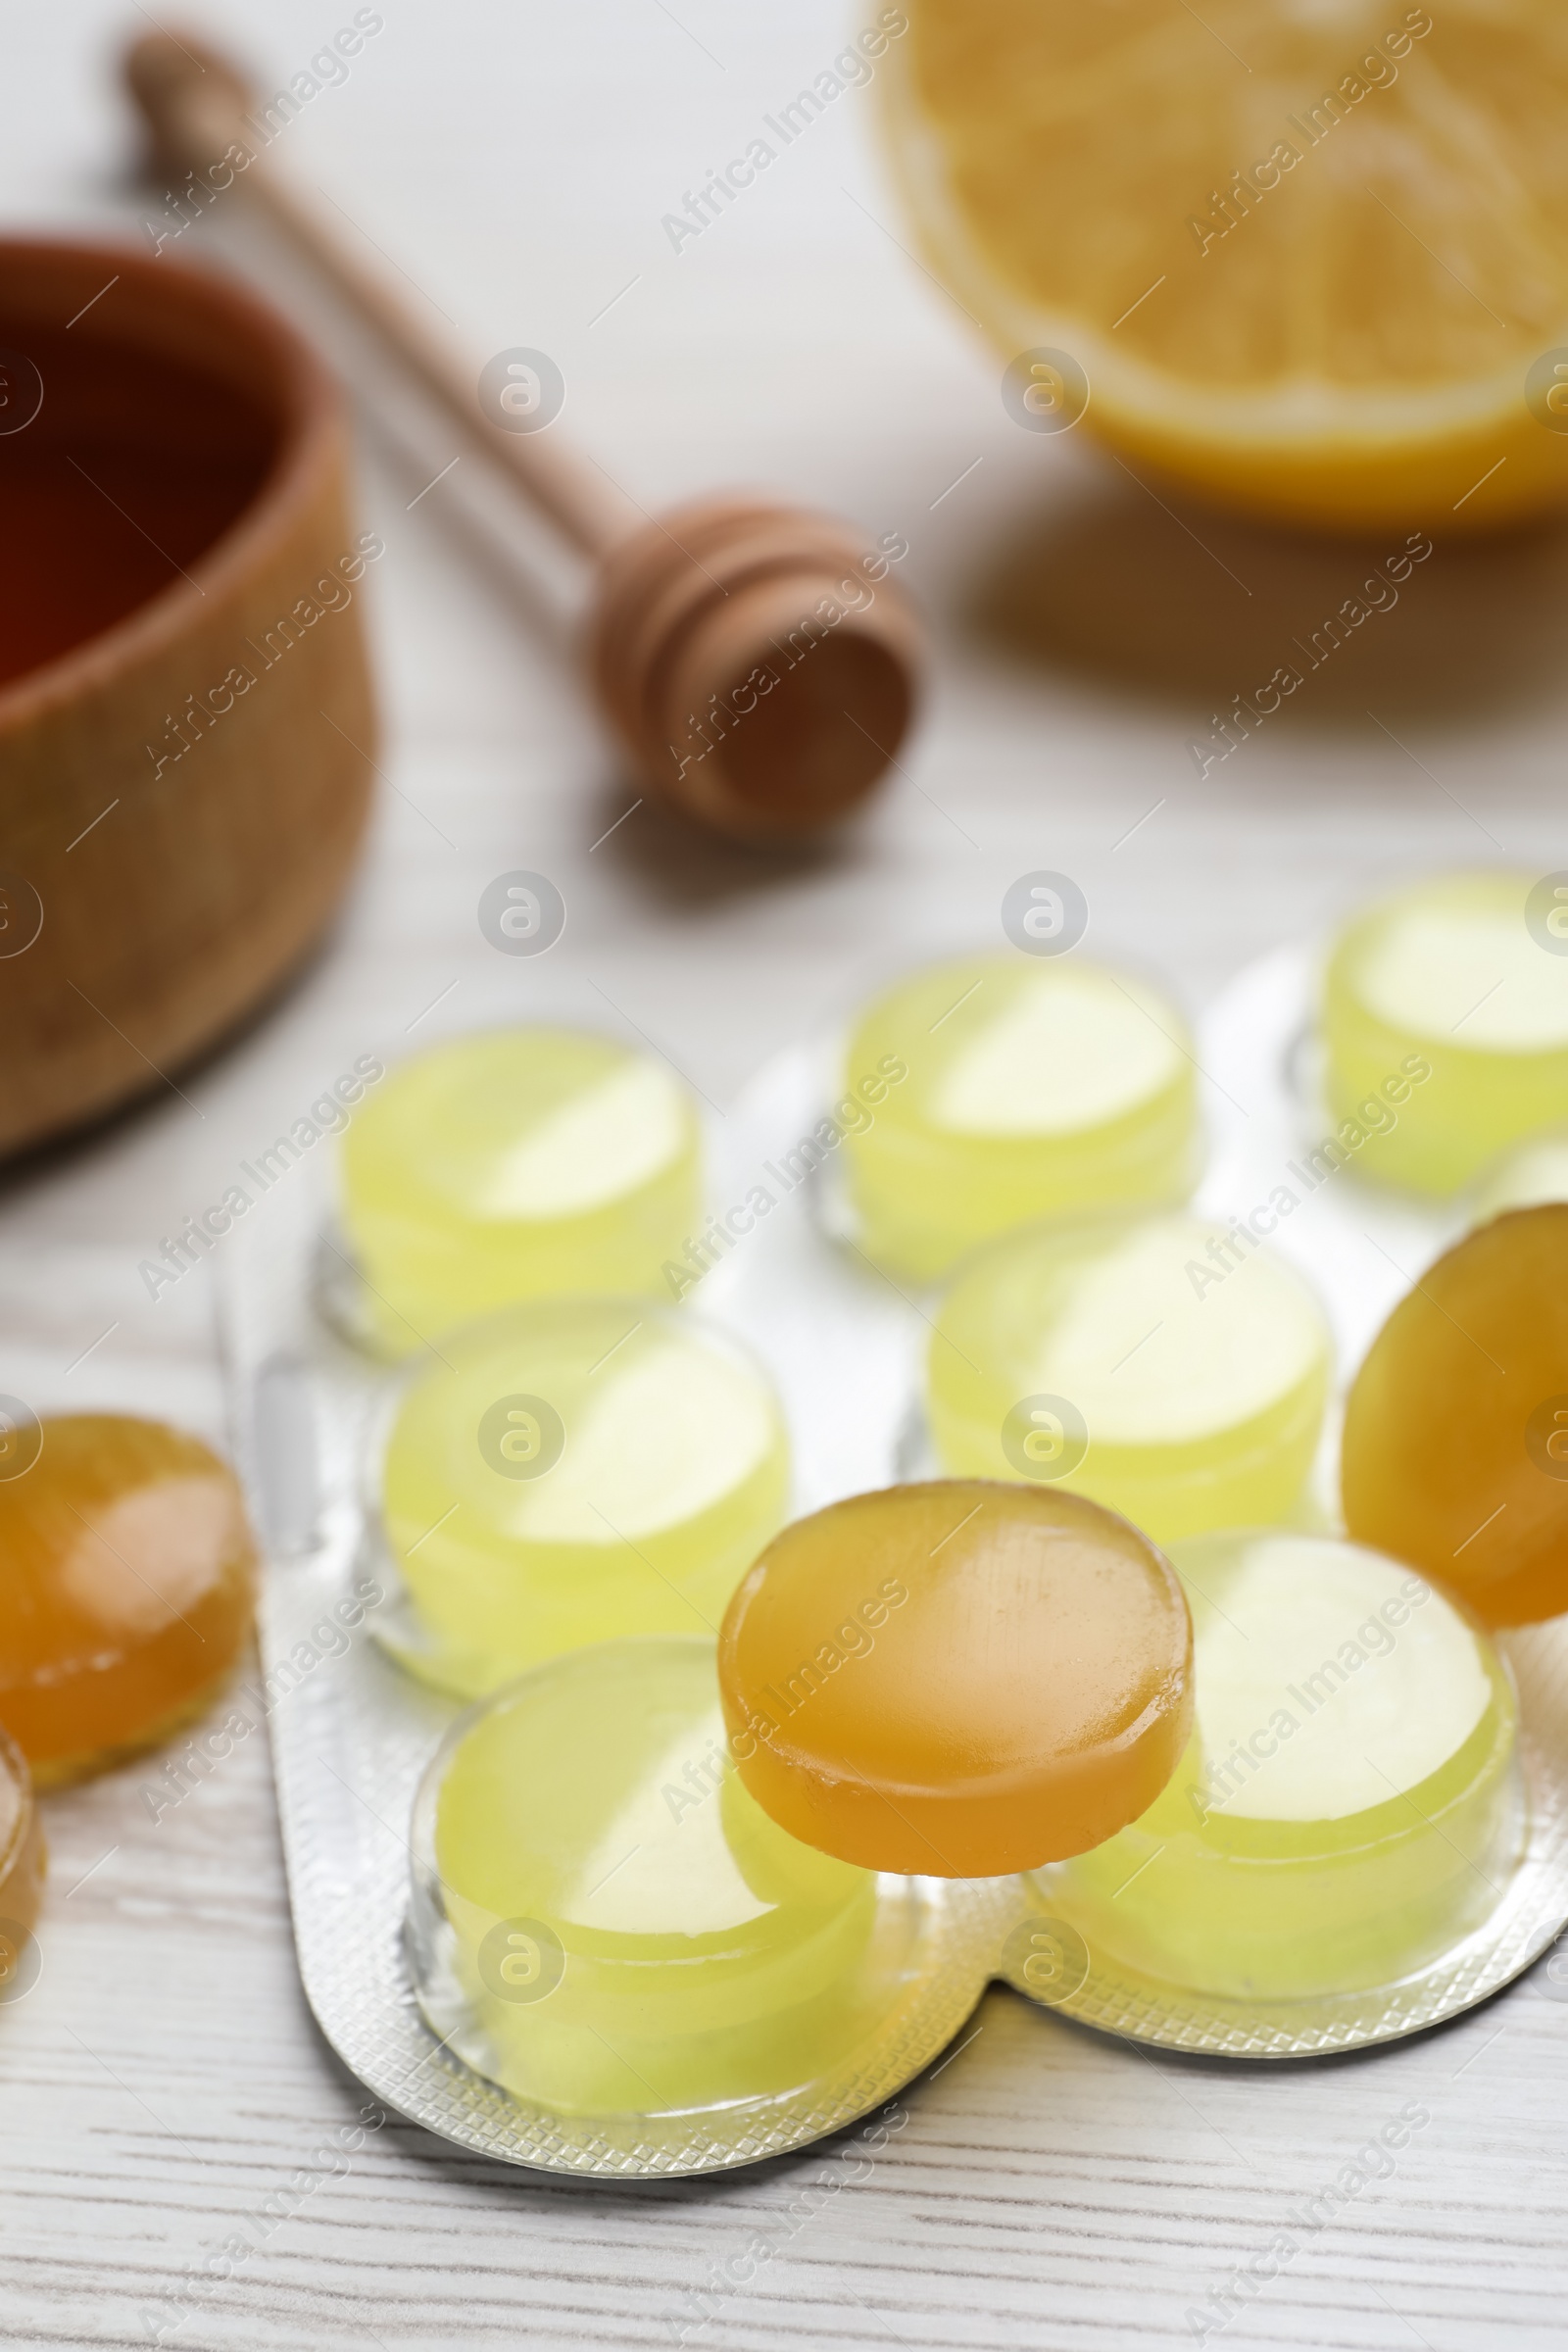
[0,321,272,694]
[0,240,377,1163]
[0,1414,256,1785]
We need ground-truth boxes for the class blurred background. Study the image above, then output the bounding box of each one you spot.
[10,0,1564,1271]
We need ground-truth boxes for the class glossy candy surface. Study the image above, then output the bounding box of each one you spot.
[1054,1531,1522,1999]
[718,1481,1193,1877]
[1342,1204,1568,1627]
[339,1029,703,1349]
[382,1299,790,1694]
[841,956,1200,1281]
[412,1639,913,2115]
[1322,871,1568,1195]
[0,1729,45,1963]
[928,1212,1331,1544]
[0,1415,255,1786]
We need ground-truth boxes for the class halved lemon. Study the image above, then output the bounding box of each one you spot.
[887,1,1568,531]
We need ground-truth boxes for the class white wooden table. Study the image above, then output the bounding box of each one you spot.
[5,4,1568,2345]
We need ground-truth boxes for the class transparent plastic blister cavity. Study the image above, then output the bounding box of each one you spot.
[225,1096,1004,2179]
[953,942,1568,2057]
[224,948,1568,2180]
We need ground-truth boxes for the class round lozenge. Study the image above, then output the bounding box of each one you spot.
[0,1415,255,1786]
[409,1638,916,2116]
[0,1729,45,1981]
[718,1481,1193,1877]
[841,956,1200,1281]
[338,1028,703,1350]
[380,1298,790,1694]
[1342,1204,1568,1628]
[927,1212,1331,1544]
[1322,870,1568,1196]
[1050,1530,1522,2000]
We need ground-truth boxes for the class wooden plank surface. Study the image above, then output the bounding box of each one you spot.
[4,3,1568,2345]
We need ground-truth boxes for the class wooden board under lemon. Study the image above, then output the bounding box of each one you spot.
[890,1,1568,530]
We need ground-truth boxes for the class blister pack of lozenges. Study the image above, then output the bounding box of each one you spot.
[225,944,1568,2179]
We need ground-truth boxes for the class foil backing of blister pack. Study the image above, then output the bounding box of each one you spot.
[224,1103,1012,2179]
[1000,1617,1568,2057]
[226,946,1568,2178]
[989,940,1568,2054]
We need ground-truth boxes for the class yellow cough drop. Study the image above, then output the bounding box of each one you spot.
[379,1298,790,1694]
[1050,1530,1522,2000]
[339,1029,703,1348]
[928,1212,1331,1543]
[1322,872,1568,1195]
[413,1639,916,2116]
[843,956,1200,1281]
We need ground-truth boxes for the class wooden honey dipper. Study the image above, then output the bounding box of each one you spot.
[123,30,923,843]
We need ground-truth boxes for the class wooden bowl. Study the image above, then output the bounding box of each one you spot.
[0,239,377,1158]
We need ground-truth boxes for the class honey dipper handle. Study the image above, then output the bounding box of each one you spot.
[122,30,640,561]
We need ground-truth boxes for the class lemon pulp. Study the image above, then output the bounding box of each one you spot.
[891,0,1568,530]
